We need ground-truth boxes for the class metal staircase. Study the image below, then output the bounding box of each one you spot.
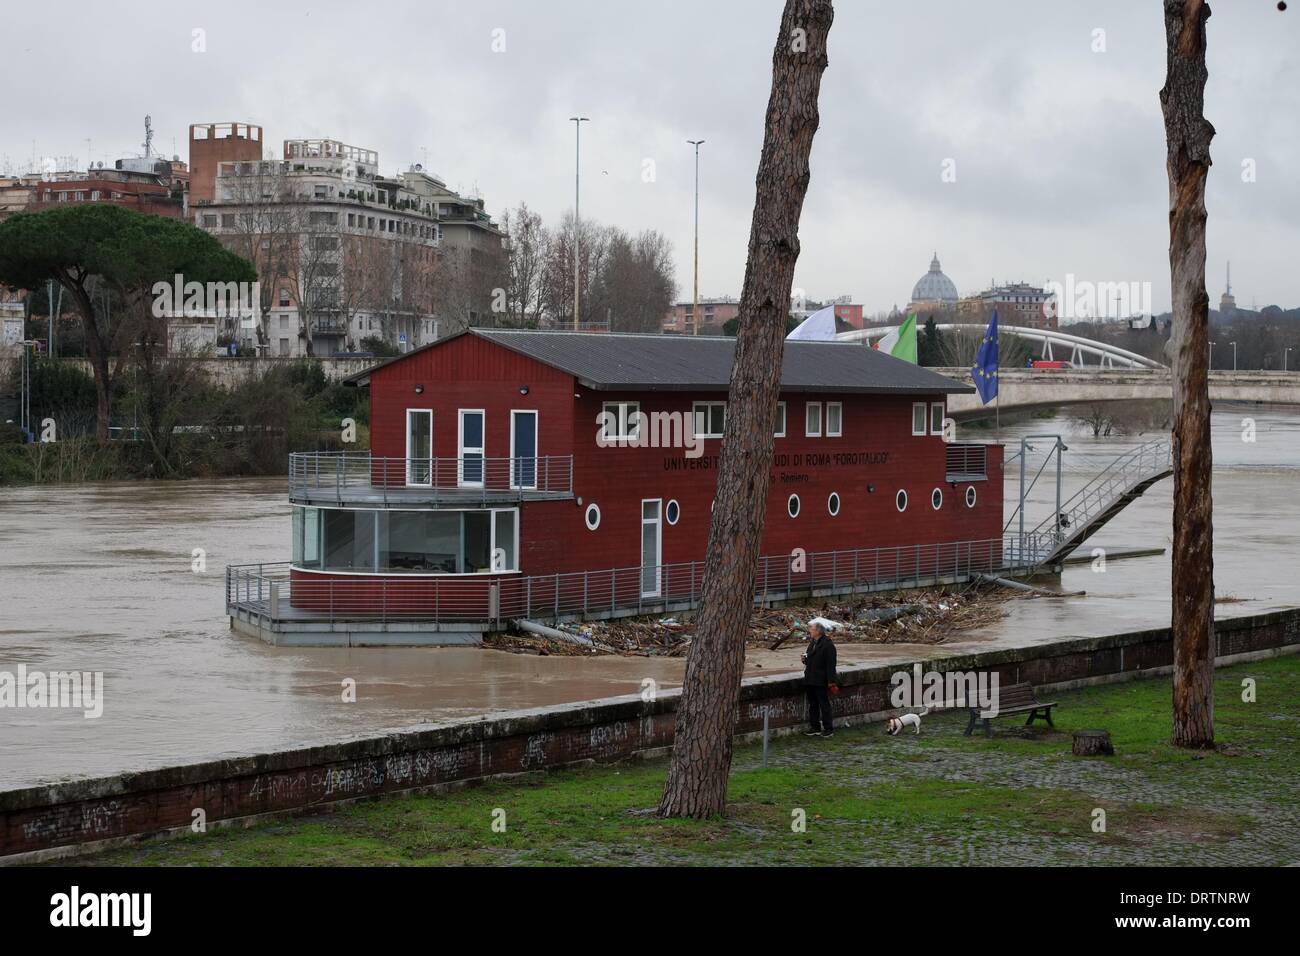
[1026,439,1172,567]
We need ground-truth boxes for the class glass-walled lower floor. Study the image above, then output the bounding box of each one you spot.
[292,506,518,574]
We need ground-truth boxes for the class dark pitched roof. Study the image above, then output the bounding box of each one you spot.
[351,329,972,395]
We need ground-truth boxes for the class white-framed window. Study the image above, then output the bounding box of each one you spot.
[458,409,485,487]
[826,402,842,437]
[775,401,786,438]
[298,506,519,574]
[896,489,909,512]
[600,402,639,443]
[788,494,801,518]
[965,486,977,508]
[931,488,943,510]
[584,503,601,530]
[930,402,945,436]
[510,410,538,490]
[406,408,432,486]
[641,499,662,598]
[693,401,726,439]
[666,499,681,525]
[489,509,519,572]
[911,403,928,436]
[805,402,822,437]
[827,492,840,516]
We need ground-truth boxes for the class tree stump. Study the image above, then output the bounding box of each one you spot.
[1072,730,1114,756]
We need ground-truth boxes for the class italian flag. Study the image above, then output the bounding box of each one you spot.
[874,314,918,363]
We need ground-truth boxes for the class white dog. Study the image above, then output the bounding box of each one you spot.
[885,708,930,735]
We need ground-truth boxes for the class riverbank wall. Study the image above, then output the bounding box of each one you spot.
[3,607,1296,863]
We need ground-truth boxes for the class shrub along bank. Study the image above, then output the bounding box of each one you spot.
[0,357,367,485]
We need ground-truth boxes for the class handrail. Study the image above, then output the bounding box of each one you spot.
[225,535,1054,627]
[1029,439,1170,540]
[287,451,574,501]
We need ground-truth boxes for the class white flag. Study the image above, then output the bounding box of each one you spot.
[786,305,837,341]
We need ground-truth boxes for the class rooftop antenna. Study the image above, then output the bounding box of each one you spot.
[1225,260,1231,296]
[142,115,154,159]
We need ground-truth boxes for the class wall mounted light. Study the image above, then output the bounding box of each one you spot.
[867,483,875,493]
[519,385,530,395]
[414,384,424,394]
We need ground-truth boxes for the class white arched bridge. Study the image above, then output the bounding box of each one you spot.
[837,322,1164,369]
[835,324,1300,420]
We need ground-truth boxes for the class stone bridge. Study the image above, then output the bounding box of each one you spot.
[936,368,1300,421]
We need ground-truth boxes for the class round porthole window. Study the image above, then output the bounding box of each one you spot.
[896,489,908,513]
[827,492,840,516]
[965,486,977,508]
[584,503,601,530]
[666,499,681,525]
[931,488,943,510]
[788,494,801,518]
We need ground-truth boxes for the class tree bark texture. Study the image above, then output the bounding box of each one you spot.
[658,0,833,818]
[1160,0,1216,748]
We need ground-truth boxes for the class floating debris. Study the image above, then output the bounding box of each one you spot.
[485,583,1025,657]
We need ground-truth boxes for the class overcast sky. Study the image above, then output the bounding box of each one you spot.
[3,0,1297,314]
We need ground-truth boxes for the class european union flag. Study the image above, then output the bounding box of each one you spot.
[971,310,999,405]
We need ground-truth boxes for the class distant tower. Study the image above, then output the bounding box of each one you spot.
[187,122,264,206]
[143,115,153,159]
[1219,261,1236,316]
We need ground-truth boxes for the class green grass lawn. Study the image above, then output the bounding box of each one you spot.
[76,655,1300,866]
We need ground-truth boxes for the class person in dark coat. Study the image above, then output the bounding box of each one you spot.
[801,619,839,737]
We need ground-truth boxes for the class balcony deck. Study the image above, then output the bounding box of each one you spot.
[288,452,574,507]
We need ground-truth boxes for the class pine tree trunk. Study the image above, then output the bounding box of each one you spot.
[658,0,833,818]
[1160,0,1216,748]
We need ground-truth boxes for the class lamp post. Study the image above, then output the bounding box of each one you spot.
[569,116,589,331]
[687,139,705,335]
[1285,347,1293,372]
[1230,340,1237,371]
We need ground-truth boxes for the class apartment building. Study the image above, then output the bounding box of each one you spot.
[189,126,505,357]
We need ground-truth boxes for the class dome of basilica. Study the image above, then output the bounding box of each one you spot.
[910,253,959,304]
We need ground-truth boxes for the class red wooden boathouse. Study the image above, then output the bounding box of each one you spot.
[230,330,1010,645]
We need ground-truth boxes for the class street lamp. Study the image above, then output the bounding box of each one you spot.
[17,339,36,440]
[1209,341,1215,368]
[1285,347,1293,372]
[687,140,704,336]
[569,116,589,331]
[1230,340,1237,371]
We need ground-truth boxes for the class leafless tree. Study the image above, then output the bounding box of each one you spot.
[217,160,296,350]
[499,203,551,327]
[281,207,345,356]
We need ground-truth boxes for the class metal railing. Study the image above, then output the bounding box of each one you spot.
[1028,439,1171,543]
[287,451,574,505]
[945,443,989,481]
[226,534,1052,629]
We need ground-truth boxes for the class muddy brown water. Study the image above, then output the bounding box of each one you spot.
[1,408,1296,789]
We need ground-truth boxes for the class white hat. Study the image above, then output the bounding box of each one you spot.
[807,617,841,633]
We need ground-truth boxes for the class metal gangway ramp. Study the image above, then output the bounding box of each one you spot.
[1028,439,1173,567]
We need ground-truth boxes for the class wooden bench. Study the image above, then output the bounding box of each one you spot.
[964,682,1057,738]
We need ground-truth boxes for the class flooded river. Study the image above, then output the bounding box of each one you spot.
[1,407,1297,789]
